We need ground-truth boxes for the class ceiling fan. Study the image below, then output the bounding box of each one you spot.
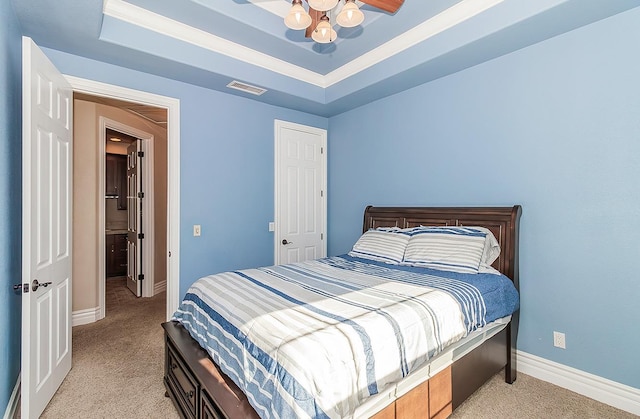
[284,0,405,44]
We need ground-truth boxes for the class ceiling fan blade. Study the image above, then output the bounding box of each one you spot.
[360,0,404,14]
[305,7,322,38]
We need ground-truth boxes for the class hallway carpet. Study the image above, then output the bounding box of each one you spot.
[41,289,178,418]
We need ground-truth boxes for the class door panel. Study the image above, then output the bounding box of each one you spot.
[275,121,326,265]
[22,37,73,419]
[56,279,70,360]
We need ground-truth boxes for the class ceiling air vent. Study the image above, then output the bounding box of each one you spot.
[226,81,267,96]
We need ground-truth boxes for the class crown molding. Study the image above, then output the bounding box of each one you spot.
[102,0,326,87]
[103,0,504,90]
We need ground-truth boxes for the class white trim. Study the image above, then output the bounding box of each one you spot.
[273,120,327,265]
[517,350,640,416]
[97,125,106,320]
[66,75,181,321]
[102,0,503,88]
[72,307,101,327]
[3,374,20,419]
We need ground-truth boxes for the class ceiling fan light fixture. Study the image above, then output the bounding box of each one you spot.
[336,0,364,28]
[284,0,312,30]
[311,15,337,43]
[307,0,339,12]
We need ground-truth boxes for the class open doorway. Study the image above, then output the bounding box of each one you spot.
[72,92,169,323]
[66,75,181,323]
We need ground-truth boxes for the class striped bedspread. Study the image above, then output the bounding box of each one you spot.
[173,256,519,419]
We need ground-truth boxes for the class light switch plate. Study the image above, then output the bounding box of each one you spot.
[193,225,201,237]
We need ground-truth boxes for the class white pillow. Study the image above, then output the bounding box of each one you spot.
[473,227,501,265]
[402,227,487,273]
[348,227,410,264]
[410,226,501,268]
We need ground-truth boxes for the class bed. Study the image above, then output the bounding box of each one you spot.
[162,205,522,419]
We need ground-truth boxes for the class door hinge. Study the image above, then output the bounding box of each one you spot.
[321,233,323,240]
[138,233,145,239]
[320,190,324,197]
[138,274,144,281]
[321,147,324,154]
[138,151,144,158]
[138,192,144,199]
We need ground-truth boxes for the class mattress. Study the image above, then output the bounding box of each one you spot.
[172,256,519,419]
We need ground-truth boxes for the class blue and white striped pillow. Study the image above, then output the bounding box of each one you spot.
[348,227,410,264]
[402,227,487,273]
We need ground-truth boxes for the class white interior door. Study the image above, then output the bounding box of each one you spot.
[275,120,327,265]
[21,37,73,419]
[127,140,143,297]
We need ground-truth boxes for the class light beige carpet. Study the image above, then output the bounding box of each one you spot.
[40,284,178,419]
[37,283,637,419]
[450,371,637,419]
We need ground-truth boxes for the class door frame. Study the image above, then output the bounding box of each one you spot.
[98,118,155,316]
[273,119,327,265]
[67,75,181,320]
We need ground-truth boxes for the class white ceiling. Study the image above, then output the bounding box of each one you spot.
[12,0,640,116]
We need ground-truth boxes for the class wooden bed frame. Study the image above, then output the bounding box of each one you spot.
[162,205,522,419]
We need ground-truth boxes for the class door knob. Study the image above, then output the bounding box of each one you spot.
[32,279,53,292]
[282,239,293,245]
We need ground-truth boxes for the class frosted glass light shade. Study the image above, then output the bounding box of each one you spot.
[311,19,337,43]
[307,0,339,12]
[336,1,364,27]
[284,3,312,30]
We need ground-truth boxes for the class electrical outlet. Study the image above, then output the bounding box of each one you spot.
[193,225,201,237]
[553,331,566,349]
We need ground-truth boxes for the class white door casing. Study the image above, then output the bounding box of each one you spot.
[67,76,180,321]
[21,37,73,419]
[274,120,327,265]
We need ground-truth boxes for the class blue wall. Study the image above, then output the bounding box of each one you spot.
[0,0,23,412]
[39,48,328,300]
[4,4,639,415]
[327,7,640,389]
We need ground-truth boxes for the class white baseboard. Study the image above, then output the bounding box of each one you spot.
[154,280,166,295]
[3,374,20,419]
[517,350,640,416]
[72,307,100,326]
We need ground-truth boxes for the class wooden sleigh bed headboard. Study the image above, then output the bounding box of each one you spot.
[363,205,522,287]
